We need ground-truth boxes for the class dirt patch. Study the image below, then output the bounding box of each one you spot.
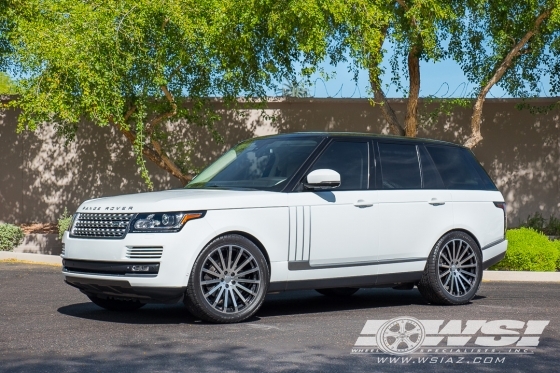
[20,223,59,235]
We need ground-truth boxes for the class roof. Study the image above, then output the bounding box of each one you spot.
[264,131,464,148]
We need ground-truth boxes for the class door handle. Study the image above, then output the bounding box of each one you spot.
[428,198,446,206]
[354,199,374,208]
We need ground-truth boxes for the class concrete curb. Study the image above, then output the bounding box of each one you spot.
[0,252,62,265]
[482,270,560,283]
[1,253,560,282]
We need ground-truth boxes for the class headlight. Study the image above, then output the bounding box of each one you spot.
[129,211,205,233]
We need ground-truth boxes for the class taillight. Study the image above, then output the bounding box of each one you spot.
[493,202,507,237]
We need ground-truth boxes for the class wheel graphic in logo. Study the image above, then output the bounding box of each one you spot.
[376,317,425,355]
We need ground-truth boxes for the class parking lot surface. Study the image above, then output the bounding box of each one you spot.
[1,262,559,373]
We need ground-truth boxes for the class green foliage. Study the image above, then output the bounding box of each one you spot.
[491,228,559,271]
[521,211,560,236]
[448,0,560,99]
[0,72,16,94]
[57,208,72,240]
[5,0,324,187]
[0,223,25,252]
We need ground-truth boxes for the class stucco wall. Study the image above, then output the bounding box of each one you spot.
[0,98,558,225]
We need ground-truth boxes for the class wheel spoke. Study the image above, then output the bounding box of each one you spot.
[452,240,457,262]
[201,268,221,278]
[457,272,473,288]
[440,253,452,265]
[201,279,221,285]
[237,267,259,277]
[231,248,244,271]
[204,284,221,298]
[213,287,225,306]
[456,274,467,293]
[208,257,223,274]
[224,288,229,311]
[230,289,238,312]
[227,246,233,270]
[439,270,450,278]
[237,283,257,296]
[236,257,253,272]
[440,264,450,269]
[218,249,227,273]
[458,263,477,268]
[236,278,260,284]
[443,273,452,287]
[233,286,248,305]
[460,269,476,278]
[459,253,474,265]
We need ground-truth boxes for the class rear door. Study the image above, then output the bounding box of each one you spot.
[375,141,454,271]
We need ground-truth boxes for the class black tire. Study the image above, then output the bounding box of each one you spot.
[315,288,359,297]
[418,231,482,305]
[184,234,270,323]
[87,295,145,311]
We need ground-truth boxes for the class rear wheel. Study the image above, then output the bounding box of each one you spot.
[184,234,269,323]
[418,231,482,305]
[87,295,145,311]
[315,288,359,297]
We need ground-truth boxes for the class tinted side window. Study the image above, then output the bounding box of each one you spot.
[378,143,421,189]
[418,145,445,189]
[309,141,369,190]
[426,146,495,190]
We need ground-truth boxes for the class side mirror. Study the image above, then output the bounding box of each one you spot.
[304,169,341,190]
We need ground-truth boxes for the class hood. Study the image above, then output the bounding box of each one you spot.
[77,189,288,213]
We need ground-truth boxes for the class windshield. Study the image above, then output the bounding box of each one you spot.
[186,136,321,191]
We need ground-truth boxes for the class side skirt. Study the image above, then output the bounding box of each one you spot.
[268,271,423,292]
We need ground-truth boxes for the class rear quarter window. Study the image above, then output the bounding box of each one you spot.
[425,145,497,191]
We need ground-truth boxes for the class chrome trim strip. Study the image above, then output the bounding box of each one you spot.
[288,257,427,271]
[481,238,505,251]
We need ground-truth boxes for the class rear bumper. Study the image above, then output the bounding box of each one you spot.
[65,276,186,304]
[482,239,508,270]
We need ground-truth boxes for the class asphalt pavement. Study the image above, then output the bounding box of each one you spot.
[1,262,559,373]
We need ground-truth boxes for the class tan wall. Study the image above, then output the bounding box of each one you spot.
[0,98,558,226]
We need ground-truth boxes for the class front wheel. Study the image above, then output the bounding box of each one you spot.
[418,231,482,305]
[87,295,145,311]
[184,234,270,323]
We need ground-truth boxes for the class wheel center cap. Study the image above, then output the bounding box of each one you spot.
[451,265,457,272]
[224,275,232,283]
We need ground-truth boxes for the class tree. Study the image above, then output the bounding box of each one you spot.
[326,0,459,137]
[450,0,560,148]
[0,72,15,94]
[5,0,327,188]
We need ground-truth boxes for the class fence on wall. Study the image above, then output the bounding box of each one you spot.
[0,97,558,225]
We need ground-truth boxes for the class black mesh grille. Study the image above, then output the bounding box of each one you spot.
[70,213,135,239]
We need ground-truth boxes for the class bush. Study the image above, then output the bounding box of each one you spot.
[522,212,560,236]
[58,208,73,240]
[0,224,25,252]
[491,228,558,271]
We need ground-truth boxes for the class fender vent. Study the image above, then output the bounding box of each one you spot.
[126,247,164,259]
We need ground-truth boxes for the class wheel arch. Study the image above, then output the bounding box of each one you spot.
[212,230,272,273]
[441,228,482,252]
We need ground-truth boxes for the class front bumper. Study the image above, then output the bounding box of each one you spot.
[61,217,215,290]
[65,276,186,304]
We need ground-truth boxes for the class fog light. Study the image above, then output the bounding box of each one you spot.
[131,265,150,272]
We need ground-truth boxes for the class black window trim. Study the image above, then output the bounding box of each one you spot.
[375,140,423,191]
[290,137,372,192]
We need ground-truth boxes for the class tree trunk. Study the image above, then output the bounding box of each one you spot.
[369,67,405,136]
[404,45,420,137]
[464,8,552,148]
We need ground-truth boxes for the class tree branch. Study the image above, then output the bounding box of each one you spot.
[464,7,552,148]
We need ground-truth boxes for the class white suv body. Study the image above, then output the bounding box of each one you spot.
[62,133,507,322]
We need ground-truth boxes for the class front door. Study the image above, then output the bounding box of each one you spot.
[287,140,378,269]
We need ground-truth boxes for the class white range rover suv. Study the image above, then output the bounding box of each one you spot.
[62,133,507,323]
